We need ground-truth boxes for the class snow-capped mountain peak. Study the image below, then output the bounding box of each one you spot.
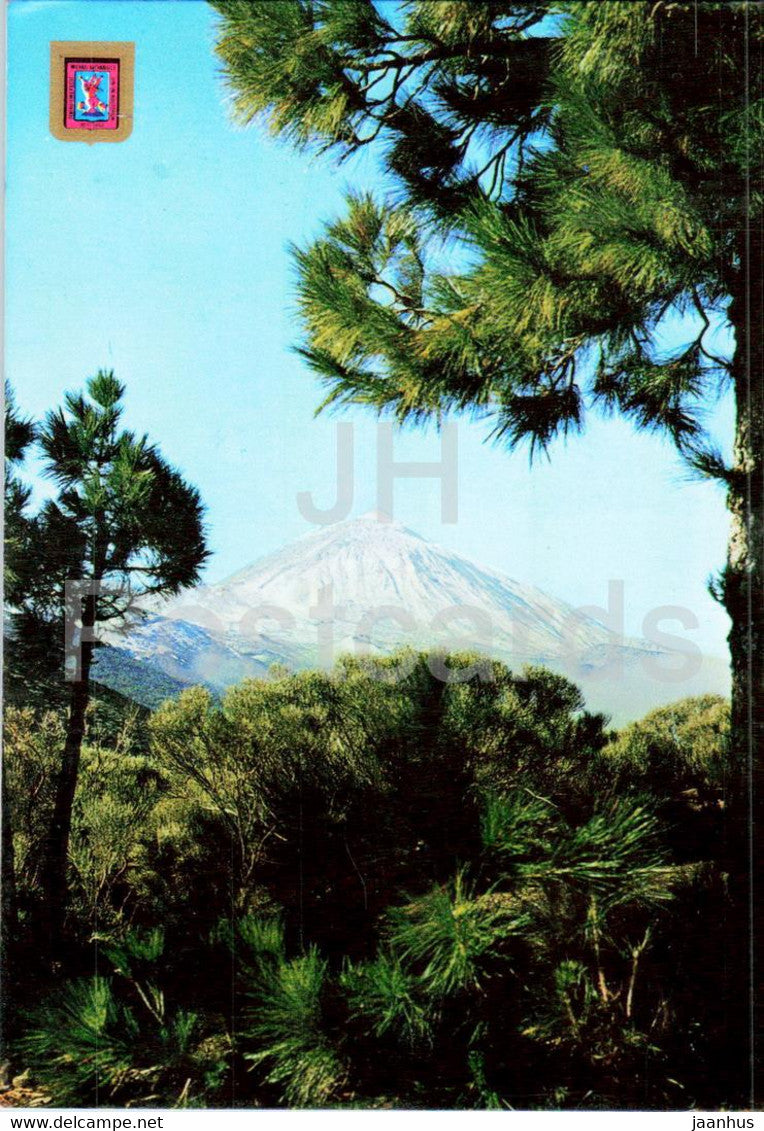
[96,512,728,721]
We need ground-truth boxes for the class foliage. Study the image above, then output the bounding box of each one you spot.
[387,869,528,997]
[68,745,166,935]
[3,701,161,937]
[91,647,192,710]
[4,374,210,707]
[3,708,64,906]
[147,654,607,938]
[3,382,36,601]
[34,370,209,617]
[242,940,346,1107]
[4,2,756,1105]
[10,371,210,945]
[3,385,66,708]
[7,654,735,1109]
[341,950,433,1050]
[603,694,729,798]
[20,930,230,1107]
[211,1,761,469]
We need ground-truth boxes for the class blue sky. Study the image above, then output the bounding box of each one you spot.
[5,0,733,656]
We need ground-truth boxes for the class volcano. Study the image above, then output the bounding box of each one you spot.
[95,512,728,721]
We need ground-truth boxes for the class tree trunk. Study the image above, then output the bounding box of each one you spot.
[724,224,763,1106]
[41,594,96,951]
[0,768,17,1083]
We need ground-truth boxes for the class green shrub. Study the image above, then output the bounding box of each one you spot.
[242,942,346,1107]
[388,870,528,997]
[20,977,228,1108]
[19,930,231,1107]
[603,695,729,798]
[6,657,732,1109]
[341,951,433,1049]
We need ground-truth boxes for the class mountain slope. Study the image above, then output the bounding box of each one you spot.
[149,512,634,661]
[96,513,729,720]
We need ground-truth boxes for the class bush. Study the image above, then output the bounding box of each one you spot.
[602,695,729,801]
[5,656,733,1108]
[241,921,346,1107]
[19,931,230,1107]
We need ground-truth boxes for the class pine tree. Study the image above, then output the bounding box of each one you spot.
[210,0,762,1100]
[32,372,209,945]
[4,383,35,600]
[2,385,37,1075]
[4,386,69,710]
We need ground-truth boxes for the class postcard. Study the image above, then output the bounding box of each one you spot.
[2,0,760,1118]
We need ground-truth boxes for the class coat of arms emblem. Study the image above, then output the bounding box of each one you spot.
[50,42,134,143]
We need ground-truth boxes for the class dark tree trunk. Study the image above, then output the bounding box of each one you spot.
[724,225,763,1106]
[41,593,96,951]
[0,768,17,1083]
